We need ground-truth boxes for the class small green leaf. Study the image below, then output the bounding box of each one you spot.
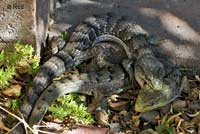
[61,31,70,41]
[155,124,174,134]
[48,93,94,124]
[0,50,5,63]
[0,42,39,89]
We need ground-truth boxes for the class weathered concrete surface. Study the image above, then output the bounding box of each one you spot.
[0,0,49,56]
[51,0,200,43]
[0,0,199,66]
[49,0,200,71]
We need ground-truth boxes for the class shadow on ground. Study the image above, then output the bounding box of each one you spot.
[50,0,200,70]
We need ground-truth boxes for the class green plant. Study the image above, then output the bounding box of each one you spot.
[48,93,94,124]
[60,31,70,41]
[0,66,15,88]
[0,42,39,89]
[155,112,182,134]
[5,99,22,111]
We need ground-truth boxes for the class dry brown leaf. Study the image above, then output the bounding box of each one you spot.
[131,115,140,128]
[2,84,22,97]
[191,113,200,125]
[0,117,10,132]
[195,75,200,82]
[95,110,109,126]
[17,61,30,74]
[177,132,185,134]
[189,88,199,100]
[119,110,128,115]
[87,93,104,113]
[111,114,120,122]
[109,101,129,109]
[9,79,24,85]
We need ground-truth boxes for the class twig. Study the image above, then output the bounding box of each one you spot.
[187,111,200,117]
[33,124,61,134]
[33,126,58,134]
[18,110,29,134]
[176,118,184,133]
[6,122,20,134]
[167,112,182,124]
[0,105,36,134]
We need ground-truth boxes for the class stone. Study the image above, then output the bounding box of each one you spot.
[188,99,200,111]
[172,99,187,112]
[140,110,160,125]
[0,0,50,56]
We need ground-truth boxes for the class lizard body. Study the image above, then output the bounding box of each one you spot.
[28,40,182,126]
[20,13,140,122]
[11,14,184,133]
[29,66,128,126]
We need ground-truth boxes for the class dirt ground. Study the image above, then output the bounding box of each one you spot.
[49,0,200,71]
[51,0,200,44]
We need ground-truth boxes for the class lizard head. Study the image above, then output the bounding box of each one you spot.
[145,67,165,90]
[135,55,166,91]
[134,84,171,112]
[134,48,169,112]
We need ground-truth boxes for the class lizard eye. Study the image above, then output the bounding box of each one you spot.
[155,80,160,86]
[152,79,162,90]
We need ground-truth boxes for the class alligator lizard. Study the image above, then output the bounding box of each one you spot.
[134,46,183,112]
[11,13,184,133]
[28,39,183,126]
[28,65,129,126]
[19,13,147,122]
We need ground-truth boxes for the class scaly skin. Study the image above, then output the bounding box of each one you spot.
[11,14,140,133]
[19,13,137,123]
[28,38,183,126]
[134,47,165,90]
[134,48,183,112]
[28,66,128,126]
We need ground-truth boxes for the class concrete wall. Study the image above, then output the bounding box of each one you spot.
[49,0,200,70]
[50,0,200,44]
[0,0,199,57]
[0,0,50,56]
